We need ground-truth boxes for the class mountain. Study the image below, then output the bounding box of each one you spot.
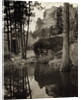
[42,6,57,29]
[33,6,63,38]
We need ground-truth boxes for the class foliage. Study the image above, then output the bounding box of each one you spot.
[4,1,45,58]
[56,6,63,34]
[69,7,78,43]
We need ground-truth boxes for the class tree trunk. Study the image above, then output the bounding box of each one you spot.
[25,16,30,59]
[61,3,70,71]
[22,22,26,59]
[19,2,24,58]
[14,18,18,54]
[6,6,10,54]
[20,21,24,58]
[25,1,31,59]
[8,2,13,53]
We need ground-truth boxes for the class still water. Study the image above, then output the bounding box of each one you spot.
[4,62,78,99]
[27,62,78,98]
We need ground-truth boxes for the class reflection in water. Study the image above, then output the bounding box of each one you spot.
[4,66,32,99]
[60,72,71,97]
[4,62,78,98]
[27,63,52,98]
[34,62,78,98]
[29,76,52,98]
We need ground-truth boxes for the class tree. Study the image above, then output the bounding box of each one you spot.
[56,6,63,34]
[4,1,45,58]
[61,3,70,71]
[4,1,31,58]
[4,1,10,53]
[4,1,15,55]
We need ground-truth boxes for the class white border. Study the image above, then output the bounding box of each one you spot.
[0,0,2,100]
[0,0,80,100]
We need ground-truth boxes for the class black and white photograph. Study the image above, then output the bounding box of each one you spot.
[3,0,78,99]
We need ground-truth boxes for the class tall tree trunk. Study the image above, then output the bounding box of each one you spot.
[20,21,24,58]
[25,1,31,59]
[14,18,18,54]
[6,6,10,54]
[22,22,26,59]
[25,16,30,59]
[19,2,24,58]
[8,3,13,52]
[14,2,19,55]
[24,34,26,59]
[61,3,70,71]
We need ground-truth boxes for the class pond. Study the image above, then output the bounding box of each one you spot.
[27,62,78,98]
[4,62,78,99]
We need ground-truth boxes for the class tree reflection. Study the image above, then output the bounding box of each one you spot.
[34,62,78,97]
[4,66,32,99]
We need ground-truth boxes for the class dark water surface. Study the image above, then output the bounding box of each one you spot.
[4,62,78,99]
[28,62,78,98]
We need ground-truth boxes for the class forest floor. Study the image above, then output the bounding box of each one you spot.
[4,50,36,73]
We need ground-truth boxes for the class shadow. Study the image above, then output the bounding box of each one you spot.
[34,62,78,97]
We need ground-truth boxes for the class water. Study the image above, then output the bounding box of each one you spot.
[4,62,78,99]
[27,63,52,98]
[27,62,78,98]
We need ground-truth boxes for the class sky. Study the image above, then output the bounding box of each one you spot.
[28,2,78,32]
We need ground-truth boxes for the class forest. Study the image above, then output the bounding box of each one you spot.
[4,1,78,99]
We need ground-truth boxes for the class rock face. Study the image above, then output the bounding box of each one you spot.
[36,6,57,30]
[33,4,78,69]
[28,32,37,47]
[34,6,59,38]
[33,37,63,58]
[43,6,57,29]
